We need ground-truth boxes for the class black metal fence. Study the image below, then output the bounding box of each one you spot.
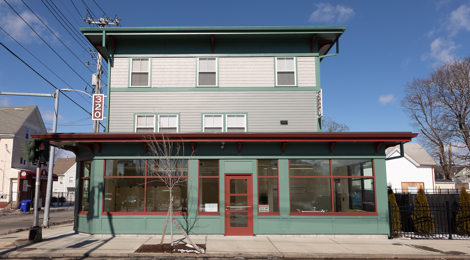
[51,191,75,206]
[389,202,470,239]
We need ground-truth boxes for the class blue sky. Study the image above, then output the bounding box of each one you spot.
[1,0,469,134]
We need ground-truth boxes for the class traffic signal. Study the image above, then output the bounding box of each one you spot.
[20,140,38,162]
[20,140,50,164]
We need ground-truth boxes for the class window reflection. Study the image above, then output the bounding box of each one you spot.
[332,159,373,177]
[104,178,145,212]
[105,159,145,176]
[290,178,331,213]
[146,179,187,212]
[333,178,375,212]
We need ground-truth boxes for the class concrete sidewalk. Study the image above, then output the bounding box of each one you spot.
[0,224,469,259]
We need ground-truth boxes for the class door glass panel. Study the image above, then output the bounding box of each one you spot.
[230,212,248,227]
[230,196,247,207]
[230,179,247,194]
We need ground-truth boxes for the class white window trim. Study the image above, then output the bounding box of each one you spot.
[203,114,223,132]
[225,114,247,132]
[134,114,156,133]
[129,58,151,88]
[157,114,179,133]
[275,57,297,87]
[196,57,218,87]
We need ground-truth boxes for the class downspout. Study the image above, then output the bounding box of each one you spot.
[385,143,404,161]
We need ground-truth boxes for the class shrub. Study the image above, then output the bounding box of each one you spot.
[456,188,470,235]
[411,187,435,233]
[388,188,401,232]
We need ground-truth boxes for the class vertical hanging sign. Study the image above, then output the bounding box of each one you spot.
[92,94,104,120]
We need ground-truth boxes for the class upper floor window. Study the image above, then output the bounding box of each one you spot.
[198,58,217,86]
[130,58,150,87]
[276,57,296,86]
[135,114,155,133]
[158,114,178,133]
[20,150,27,166]
[69,176,74,183]
[203,114,223,132]
[25,128,29,139]
[226,114,246,132]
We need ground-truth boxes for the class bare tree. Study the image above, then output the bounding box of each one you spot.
[401,77,454,179]
[322,117,350,132]
[144,134,201,252]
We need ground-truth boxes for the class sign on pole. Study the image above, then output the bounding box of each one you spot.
[92,94,104,120]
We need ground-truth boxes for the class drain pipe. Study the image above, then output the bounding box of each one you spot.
[385,143,404,161]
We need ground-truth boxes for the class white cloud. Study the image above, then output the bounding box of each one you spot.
[448,5,470,36]
[422,37,457,64]
[0,97,10,107]
[0,1,59,44]
[309,3,355,24]
[378,94,396,105]
[42,110,65,122]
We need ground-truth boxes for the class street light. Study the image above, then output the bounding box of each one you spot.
[60,88,92,98]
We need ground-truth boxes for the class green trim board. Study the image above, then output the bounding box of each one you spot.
[80,26,347,33]
[201,112,249,132]
[113,53,320,58]
[106,56,111,132]
[110,87,321,92]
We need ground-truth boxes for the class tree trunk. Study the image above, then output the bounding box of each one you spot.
[170,190,174,246]
[172,218,201,252]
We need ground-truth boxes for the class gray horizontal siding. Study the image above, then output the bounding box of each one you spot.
[110,58,129,88]
[152,58,196,88]
[219,57,274,87]
[109,91,317,132]
[297,57,316,87]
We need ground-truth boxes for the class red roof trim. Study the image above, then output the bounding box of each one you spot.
[32,132,418,143]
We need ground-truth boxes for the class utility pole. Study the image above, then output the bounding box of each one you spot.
[83,15,121,133]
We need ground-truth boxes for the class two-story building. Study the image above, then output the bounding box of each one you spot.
[0,106,48,209]
[34,26,417,237]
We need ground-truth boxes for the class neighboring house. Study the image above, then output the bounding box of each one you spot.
[385,143,437,193]
[454,167,470,184]
[35,26,417,236]
[52,158,76,193]
[0,106,47,209]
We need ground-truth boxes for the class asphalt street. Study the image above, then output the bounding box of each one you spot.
[0,209,74,235]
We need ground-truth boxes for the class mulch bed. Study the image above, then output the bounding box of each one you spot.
[135,243,206,254]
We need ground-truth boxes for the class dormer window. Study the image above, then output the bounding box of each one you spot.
[130,58,150,87]
[276,57,296,86]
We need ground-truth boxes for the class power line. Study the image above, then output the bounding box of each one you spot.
[0,41,104,127]
[81,0,97,20]
[21,0,95,75]
[92,0,106,17]
[3,0,95,92]
[0,26,91,105]
[59,0,82,28]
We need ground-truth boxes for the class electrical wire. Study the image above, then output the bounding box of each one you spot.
[0,40,107,130]
[21,0,95,75]
[92,0,106,17]
[3,0,95,92]
[82,0,97,20]
[59,0,82,28]
[0,26,92,105]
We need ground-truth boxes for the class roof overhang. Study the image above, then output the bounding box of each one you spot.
[80,26,346,61]
[32,132,417,156]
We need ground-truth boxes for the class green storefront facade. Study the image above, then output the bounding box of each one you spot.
[35,132,417,236]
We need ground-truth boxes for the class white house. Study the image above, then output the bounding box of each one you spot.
[52,158,76,194]
[386,143,437,193]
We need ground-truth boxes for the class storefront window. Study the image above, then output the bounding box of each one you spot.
[103,159,187,214]
[289,159,376,215]
[198,159,219,214]
[80,161,91,213]
[258,159,279,214]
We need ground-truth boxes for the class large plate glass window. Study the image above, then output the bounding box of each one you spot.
[276,57,296,86]
[257,159,279,214]
[130,58,150,87]
[79,161,92,213]
[198,159,219,214]
[158,114,178,133]
[289,159,376,215]
[198,58,217,86]
[135,115,155,133]
[203,114,223,132]
[226,114,246,132]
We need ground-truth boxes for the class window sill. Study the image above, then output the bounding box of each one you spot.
[197,212,220,216]
[289,212,378,217]
[101,212,188,216]
[129,86,151,88]
[78,211,89,215]
[275,85,297,87]
[257,213,280,216]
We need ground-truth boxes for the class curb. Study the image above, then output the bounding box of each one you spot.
[0,220,74,236]
[1,252,470,259]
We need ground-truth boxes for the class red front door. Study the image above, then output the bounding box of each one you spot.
[225,175,253,236]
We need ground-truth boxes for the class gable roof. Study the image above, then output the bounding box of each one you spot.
[386,143,437,166]
[53,158,76,175]
[0,106,39,135]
